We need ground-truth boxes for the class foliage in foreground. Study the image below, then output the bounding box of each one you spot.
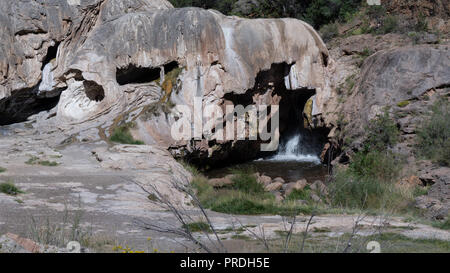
[182,222,212,233]
[330,112,411,212]
[110,123,144,145]
[25,156,59,166]
[432,219,450,231]
[416,99,450,166]
[0,181,23,196]
[190,166,320,216]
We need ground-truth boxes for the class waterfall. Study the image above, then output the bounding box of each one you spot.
[266,133,321,164]
[38,62,54,94]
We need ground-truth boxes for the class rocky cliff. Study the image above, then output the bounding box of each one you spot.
[0,0,333,166]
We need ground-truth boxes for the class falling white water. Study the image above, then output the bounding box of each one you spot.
[221,26,245,79]
[266,133,321,164]
[38,62,54,94]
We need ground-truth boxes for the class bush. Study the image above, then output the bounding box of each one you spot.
[397,100,410,108]
[432,219,450,231]
[330,167,410,211]
[208,193,316,216]
[110,123,144,145]
[330,111,407,211]
[286,187,313,203]
[182,222,212,233]
[349,150,401,182]
[0,167,6,173]
[416,99,450,166]
[377,15,398,34]
[304,0,362,28]
[0,182,23,196]
[229,167,264,194]
[25,156,59,167]
[363,111,400,152]
[320,23,339,42]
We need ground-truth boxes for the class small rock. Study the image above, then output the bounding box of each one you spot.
[310,193,322,203]
[415,196,447,220]
[397,175,423,190]
[273,177,285,184]
[272,191,284,203]
[258,175,272,187]
[208,175,234,188]
[294,200,308,206]
[284,179,308,196]
[265,182,283,192]
[310,180,328,196]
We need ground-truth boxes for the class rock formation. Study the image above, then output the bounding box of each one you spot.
[0,0,332,166]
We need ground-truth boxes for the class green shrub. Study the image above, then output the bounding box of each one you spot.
[229,167,264,194]
[432,219,450,231]
[330,111,407,211]
[397,100,410,108]
[320,23,339,42]
[378,15,398,34]
[414,13,428,32]
[330,167,409,211]
[363,111,400,152]
[416,99,450,166]
[349,150,401,182]
[110,123,144,145]
[286,187,313,202]
[0,182,24,196]
[0,167,6,173]
[25,156,59,167]
[182,222,212,233]
[208,193,316,216]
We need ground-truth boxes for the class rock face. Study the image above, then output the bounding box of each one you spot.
[331,45,450,154]
[0,0,331,166]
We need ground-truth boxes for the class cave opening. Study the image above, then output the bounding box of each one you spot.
[0,86,61,125]
[84,80,105,102]
[116,61,180,86]
[41,41,60,69]
[116,65,161,85]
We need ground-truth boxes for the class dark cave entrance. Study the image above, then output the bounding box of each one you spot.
[116,61,180,85]
[0,43,63,126]
[0,86,61,125]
